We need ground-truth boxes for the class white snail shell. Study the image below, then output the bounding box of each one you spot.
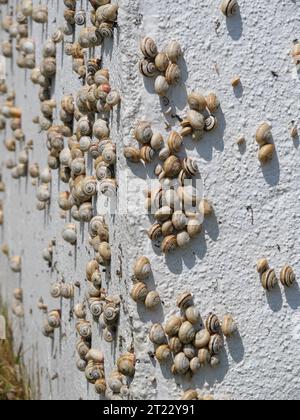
[76,320,92,339]
[74,303,86,319]
[50,283,61,299]
[221,0,239,17]
[149,323,166,345]
[47,310,61,329]
[173,352,190,375]
[280,265,296,287]
[145,291,161,309]
[117,353,136,377]
[178,321,196,344]
[185,306,201,324]
[140,37,158,58]
[61,283,74,299]
[130,282,149,303]
[62,223,77,244]
[155,76,170,97]
[194,329,210,349]
[134,256,151,280]
[165,40,182,63]
[261,268,278,290]
[198,348,211,366]
[183,344,197,360]
[221,315,237,336]
[155,344,171,362]
[164,315,182,337]
[256,258,269,274]
[9,256,22,273]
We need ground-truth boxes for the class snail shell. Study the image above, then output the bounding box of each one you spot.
[134,256,151,280]
[167,131,183,153]
[52,29,64,44]
[106,90,121,107]
[199,199,214,217]
[117,353,136,377]
[155,344,171,362]
[161,234,178,253]
[176,231,191,249]
[139,58,157,78]
[95,379,107,395]
[76,339,91,359]
[159,147,171,161]
[182,157,199,177]
[221,315,237,336]
[134,121,153,144]
[187,217,202,238]
[173,352,190,375]
[256,122,272,146]
[206,93,220,113]
[163,155,182,178]
[261,268,278,290]
[76,359,87,372]
[258,144,275,163]
[149,323,166,345]
[140,37,158,58]
[103,302,120,325]
[47,310,61,329]
[165,63,181,85]
[42,322,54,338]
[150,133,164,151]
[165,40,182,63]
[221,0,239,16]
[186,110,205,130]
[185,306,201,324]
[9,256,22,273]
[145,291,161,309]
[96,4,119,23]
[148,223,162,241]
[155,76,170,97]
[164,315,182,337]
[130,282,149,303]
[76,320,92,339]
[183,344,197,360]
[50,283,61,299]
[103,327,115,343]
[205,115,218,131]
[176,291,193,310]
[162,220,174,237]
[61,284,74,299]
[74,303,86,319]
[98,242,111,262]
[194,329,211,349]
[280,265,295,287]
[205,313,220,335]
[208,334,224,355]
[75,10,86,26]
[188,92,207,112]
[155,53,169,72]
[155,206,173,223]
[140,146,155,163]
[124,146,141,163]
[256,258,269,274]
[169,337,183,354]
[210,356,220,368]
[178,321,196,344]
[62,223,77,244]
[181,389,198,400]
[198,348,211,366]
[86,349,104,364]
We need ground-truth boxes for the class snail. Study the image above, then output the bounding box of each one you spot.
[89,298,102,317]
[149,323,166,345]
[9,256,22,273]
[164,315,182,337]
[183,344,197,360]
[124,147,141,163]
[134,121,153,144]
[162,220,175,237]
[140,37,158,59]
[178,321,196,344]
[75,10,86,26]
[206,313,220,335]
[221,0,239,17]
[167,131,183,153]
[130,282,148,303]
[106,90,121,107]
[85,361,103,384]
[165,40,182,63]
[258,144,275,164]
[176,231,191,248]
[76,359,87,372]
[208,334,224,355]
[50,283,62,299]
[76,339,91,359]
[117,353,136,377]
[186,110,205,130]
[155,76,170,97]
[163,156,181,178]
[86,349,104,364]
[280,265,295,287]
[96,4,119,23]
[188,92,207,112]
[107,371,124,394]
[145,291,161,309]
[151,133,164,151]
[256,258,269,274]
[181,389,198,400]
[173,352,190,375]
[103,300,120,325]
[61,283,75,299]
[198,348,211,366]
[169,337,183,354]
[47,310,61,329]
[165,63,181,85]
[256,122,272,146]
[76,320,92,339]
[199,199,214,217]
[62,223,77,244]
[74,303,86,319]
[95,379,107,395]
[159,147,171,161]
[42,322,55,338]
[206,93,220,113]
[205,115,218,131]
[261,268,278,290]
[148,223,163,240]
[187,217,202,238]
[194,329,211,349]
[155,345,171,362]
[155,53,169,72]
[161,235,178,253]
[155,206,173,223]
[176,291,193,310]
[221,315,237,336]
[185,306,201,325]
[182,158,199,177]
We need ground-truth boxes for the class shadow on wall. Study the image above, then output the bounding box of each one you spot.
[225,9,243,41]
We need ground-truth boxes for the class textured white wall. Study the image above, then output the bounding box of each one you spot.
[1,0,300,400]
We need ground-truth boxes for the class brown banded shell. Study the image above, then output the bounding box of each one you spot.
[134,121,153,144]
[194,329,211,349]
[188,92,207,112]
[256,258,269,274]
[117,353,136,377]
[149,323,166,345]
[155,344,171,362]
[148,223,162,240]
[258,144,275,163]
[130,282,148,303]
[205,313,220,335]
[169,337,183,354]
[154,75,170,97]
[161,235,177,253]
[48,310,61,329]
[178,321,196,344]
[261,268,278,290]
[50,283,62,299]
[182,157,199,177]
[145,291,161,309]
[221,0,239,16]
[140,37,158,58]
[155,53,169,72]
[176,291,193,310]
[221,315,237,337]
[208,334,224,355]
[124,146,141,163]
[186,110,205,130]
[134,256,151,280]
[165,63,181,85]
[164,315,182,337]
[139,58,157,78]
[206,93,220,113]
[167,131,183,153]
[140,146,155,163]
[76,320,92,339]
[163,155,181,178]
[173,352,190,375]
[183,344,197,360]
[280,265,295,287]
[198,348,211,366]
[185,306,201,324]
[165,40,182,63]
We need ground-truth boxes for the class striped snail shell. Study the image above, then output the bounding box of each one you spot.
[206,93,220,113]
[162,220,175,237]
[76,320,92,339]
[165,63,181,85]
[169,337,183,354]
[178,321,196,344]
[167,131,183,153]
[106,90,121,107]
[205,313,220,335]
[99,22,114,38]
[155,76,170,97]
[182,157,199,177]
[139,58,157,78]
[261,268,278,290]
[176,291,193,310]
[96,4,119,23]
[280,265,295,287]
[161,235,177,253]
[155,344,171,362]
[76,359,87,372]
[221,0,239,17]
[145,291,161,309]
[50,282,62,299]
[134,121,153,144]
[140,146,155,163]
[117,353,136,377]
[61,283,74,299]
[194,329,211,349]
[185,306,201,325]
[208,334,224,355]
[173,352,190,375]
[75,10,86,26]
[198,348,211,366]
[181,389,198,400]
[134,256,151,280]
[172,211,187,231]
[103,327,115,343]
[47,310,61,329]
[130,282,148,303]
[183,344,197,360]
[124,146,141,163]
[188,92,207,112]
[256,258,269,274]
[186,110,205,130]
[103,302,120,325]
[163,155,182,178]
[221,315,237,336]
[165,40,182,63]
[164,315,182,337]
[148,223,162,241]
[95,379,107,395]
[51,29,64,44]
[149,323,166,345]
[204,115,218,131]
[140,37,158,58]
[76,339,91,359]
[74,303,86,320]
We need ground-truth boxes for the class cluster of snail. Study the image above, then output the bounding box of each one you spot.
[130,257,161,309]
[255,122,275,164]
[149,292,237,378]
[139,37,183,98]
[256,259,296,291]
[12,288,24,318]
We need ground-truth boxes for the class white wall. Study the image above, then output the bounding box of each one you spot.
[1,0,300,400]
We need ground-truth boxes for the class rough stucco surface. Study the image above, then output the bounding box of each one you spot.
[0,0,300,401]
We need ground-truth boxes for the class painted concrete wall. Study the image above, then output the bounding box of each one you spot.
[1,0,300,400]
